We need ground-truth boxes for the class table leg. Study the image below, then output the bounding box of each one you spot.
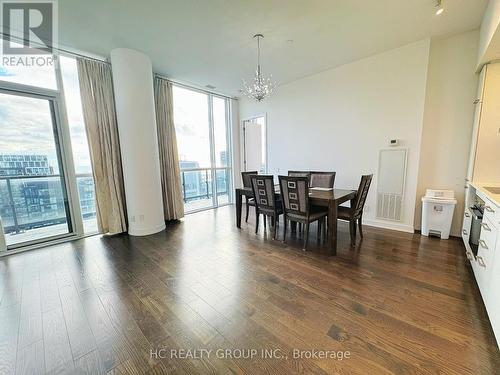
[328,200,338,256]
[291,221,297,233]
[236,190,243,228]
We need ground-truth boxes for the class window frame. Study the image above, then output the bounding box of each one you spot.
[172,83,234,213]
[0,54,96,255]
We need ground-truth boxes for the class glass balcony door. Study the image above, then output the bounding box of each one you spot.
[172,85,232,213]
[0,89,74,249]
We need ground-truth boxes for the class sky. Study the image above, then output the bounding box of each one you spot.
[0,54,92,175]
[173,85,229,169]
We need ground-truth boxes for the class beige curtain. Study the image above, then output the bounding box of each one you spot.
[154,77,185,220]
[77,58,127,234]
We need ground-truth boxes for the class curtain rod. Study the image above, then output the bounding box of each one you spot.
[154,73,237,100]
[1,33,236,98]
[0,32,109,64]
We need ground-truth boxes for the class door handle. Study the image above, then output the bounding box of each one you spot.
[473,99,480,104]
[463,229,468,235]
[466,252,473,261]
[485,206,495,213]
[481,222,491,231]
[479,239,488,250]
[477,256,486,268]
[465,212,470,218]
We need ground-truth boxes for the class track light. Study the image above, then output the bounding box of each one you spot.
[435,0,444,15]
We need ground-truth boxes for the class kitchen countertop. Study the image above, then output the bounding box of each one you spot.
[469,182,500,207]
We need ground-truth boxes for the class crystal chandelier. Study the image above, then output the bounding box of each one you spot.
[242,34,276,102]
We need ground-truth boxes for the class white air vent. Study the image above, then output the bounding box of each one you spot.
[376,148,407,221]
[377,193,403,221]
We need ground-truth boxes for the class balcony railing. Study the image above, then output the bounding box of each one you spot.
[180,167,231,211]
[0,173,97,236]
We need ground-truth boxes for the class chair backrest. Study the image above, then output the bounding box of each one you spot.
[353,174,373,218]
[279,176,309,217]
[310,171,336,189]
[242,171,258,188]
[250,175,276,212]
[288,170,311,179]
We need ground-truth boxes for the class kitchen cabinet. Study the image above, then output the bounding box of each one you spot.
[467,62,500,183]
[462,60,500,348]
[488,236,500,349]
[462,184,500,347]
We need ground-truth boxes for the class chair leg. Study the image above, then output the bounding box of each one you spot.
[273,216,277,240]
[245,203,249,222]
[349,220,356,247]
[317,219,322,242]
[303,223,310,251]
[358,216,364,238]
[255,212,259,234]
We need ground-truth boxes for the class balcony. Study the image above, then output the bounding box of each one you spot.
[180,168,231,212]
[0,174,97,247]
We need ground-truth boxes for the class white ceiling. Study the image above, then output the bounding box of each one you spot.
[59,0,487,97]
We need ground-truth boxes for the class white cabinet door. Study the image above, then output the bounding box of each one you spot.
[462,208,473,254]
[466,65,487,182]
[486,232,500,348]
[476,216,498,302]
[473,63,500,182]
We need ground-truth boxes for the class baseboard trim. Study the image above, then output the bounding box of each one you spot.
[128,223,166,236]
[362,219,415,233]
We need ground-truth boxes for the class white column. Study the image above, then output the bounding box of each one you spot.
[110,48,165,236]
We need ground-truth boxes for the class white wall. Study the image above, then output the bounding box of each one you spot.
[239,39,431,232]
[111,48,166,236]
[415,30,479,237]
[230,99,242,189]
[478,0,500,67]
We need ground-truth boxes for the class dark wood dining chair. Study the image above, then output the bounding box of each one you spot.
[310,171,336,189]
[279,176,329,251]
[241,171,258,222]
[250,175,282,239]
[287,171,312,233]
[338,174,373,246]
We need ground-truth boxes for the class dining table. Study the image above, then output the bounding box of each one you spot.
[235,186,357,255]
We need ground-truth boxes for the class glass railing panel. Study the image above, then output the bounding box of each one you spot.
[180,169,214,212]
[215,169,230,205]
[76,175,97,234]
[0,176,70,246]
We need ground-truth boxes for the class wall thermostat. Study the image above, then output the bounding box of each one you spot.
[389,139,400,147]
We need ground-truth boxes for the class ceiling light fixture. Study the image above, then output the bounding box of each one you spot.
[242,34,276,102]
[435,0,444,15]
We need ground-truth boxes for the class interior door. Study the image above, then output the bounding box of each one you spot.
[243,116,266,173]
[0,90,73,249]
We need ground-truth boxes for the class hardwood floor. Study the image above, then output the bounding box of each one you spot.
[0,205,499,374]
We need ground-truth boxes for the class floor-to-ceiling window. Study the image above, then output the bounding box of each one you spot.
[59,56,98,234]
[172,85,232,212]
[0,45,97,252]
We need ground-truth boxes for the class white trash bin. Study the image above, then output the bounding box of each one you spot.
[421,189,457,239]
